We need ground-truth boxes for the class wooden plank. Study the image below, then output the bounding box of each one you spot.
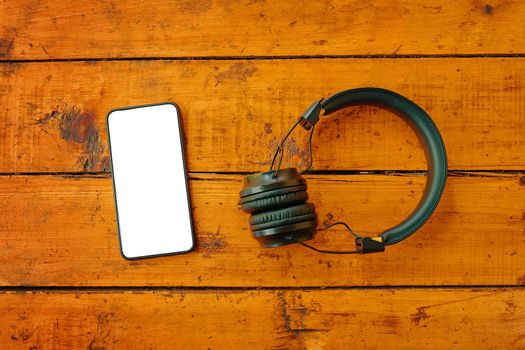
[1,1,525,60]
[1,58,524,173]
[0,173,523,287]
[0,288,523,349]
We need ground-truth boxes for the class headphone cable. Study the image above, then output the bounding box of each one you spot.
[270,118,316,177]
[295,221,363,255]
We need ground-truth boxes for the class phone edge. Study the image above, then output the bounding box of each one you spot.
[106,102,196,260]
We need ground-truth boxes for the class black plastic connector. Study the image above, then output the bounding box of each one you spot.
[299,99,324,130]
[355,237,385,254]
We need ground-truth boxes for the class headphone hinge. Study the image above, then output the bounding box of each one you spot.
[299,99,325,130]
[355,237,385,254]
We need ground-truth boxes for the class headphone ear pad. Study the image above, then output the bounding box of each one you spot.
[240,168,307,214]
[250,203,316,231]
[249,203,317,248]
[241,187,308,214]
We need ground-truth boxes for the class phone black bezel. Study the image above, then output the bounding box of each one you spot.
[106,102,196,260]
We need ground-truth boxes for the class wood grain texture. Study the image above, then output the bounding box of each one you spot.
[0,288,524,349]
[1,58,524,173]
[0,173,523,287]
[2,1,525,347]
[1,0,525,60]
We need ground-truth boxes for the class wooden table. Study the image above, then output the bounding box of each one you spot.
[1,1,524,349]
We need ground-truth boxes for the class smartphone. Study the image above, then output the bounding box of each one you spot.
[107,103,195,259]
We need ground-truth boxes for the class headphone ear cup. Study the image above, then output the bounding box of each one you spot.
[250,203,316,231]
[240,168,317,247]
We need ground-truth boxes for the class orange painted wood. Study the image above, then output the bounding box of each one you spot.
[2,0,525,347]
[0,173,523,287]
[1,58,524,173]
[0,288,524,349]
[1,0,524,59]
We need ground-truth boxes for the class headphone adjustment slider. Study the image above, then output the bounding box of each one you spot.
[355,237,385,254]
[299,99,325,130]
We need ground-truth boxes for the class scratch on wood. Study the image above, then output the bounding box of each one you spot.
[268,136,309,169]
[410,306,430,326]
[321,211,334,227]
[411,291,507,326]
[257,251,282,260]
[392,44,403,55]
[312,39,328,46]
[197,226,228,256]
[10,327,33,341]
[264,122,272,134]
[0,27,16,59]
[214,62,257,86]
[37,106,108,172]
[87,312,114,350]
[416,291,503,310]
[504,299,517,314]
[278,292,328,339]
[278,291,292,332]
[512,334,525,346]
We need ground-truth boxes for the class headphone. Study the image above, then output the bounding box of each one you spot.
[240,88,447,254]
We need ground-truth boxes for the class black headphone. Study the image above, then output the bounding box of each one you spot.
[240,88,447,254]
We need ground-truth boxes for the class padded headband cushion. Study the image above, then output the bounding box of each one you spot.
[319,88,447,245]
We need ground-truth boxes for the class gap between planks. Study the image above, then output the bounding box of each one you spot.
[0,170,523,178]
[3,54,525,64]
[1,285,525,293]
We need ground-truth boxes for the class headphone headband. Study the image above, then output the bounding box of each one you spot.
[300,88,447,246]
[240,87,447,254]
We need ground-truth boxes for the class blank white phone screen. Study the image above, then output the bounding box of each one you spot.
[107,103,194,259]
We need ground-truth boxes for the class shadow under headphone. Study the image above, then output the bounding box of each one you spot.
[240,88,447,254]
